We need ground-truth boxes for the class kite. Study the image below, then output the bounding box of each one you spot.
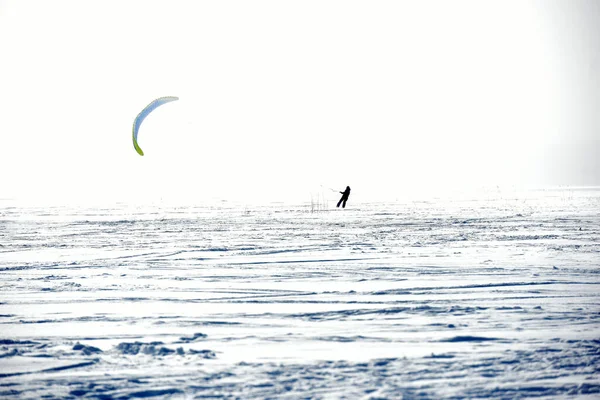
[132,96,179,156]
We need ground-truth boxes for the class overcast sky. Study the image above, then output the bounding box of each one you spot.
[1,0,598,205]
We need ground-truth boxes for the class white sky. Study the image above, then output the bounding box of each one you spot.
[1,0,598,206]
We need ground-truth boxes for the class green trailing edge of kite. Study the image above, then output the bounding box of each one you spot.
[132,96,179,156]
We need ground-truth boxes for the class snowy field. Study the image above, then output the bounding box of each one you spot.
[1,188,599,399]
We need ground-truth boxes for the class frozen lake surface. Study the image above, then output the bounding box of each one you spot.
[1,188,599,399]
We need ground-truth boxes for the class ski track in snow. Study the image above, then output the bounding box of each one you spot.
[0,189,599,399]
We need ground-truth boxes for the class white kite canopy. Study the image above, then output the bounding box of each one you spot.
[132,96,179,156]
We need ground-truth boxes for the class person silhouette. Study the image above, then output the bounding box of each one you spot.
[337,186,351,208]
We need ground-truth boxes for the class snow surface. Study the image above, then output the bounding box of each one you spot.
[0,188,599,399]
